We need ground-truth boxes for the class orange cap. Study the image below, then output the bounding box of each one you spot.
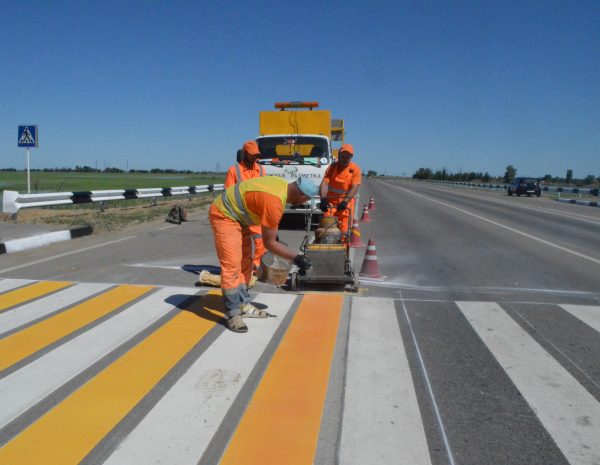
[339,143,354,156]
[243,140,260,155]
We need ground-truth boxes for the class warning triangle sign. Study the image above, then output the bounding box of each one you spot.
[19,127,35,144]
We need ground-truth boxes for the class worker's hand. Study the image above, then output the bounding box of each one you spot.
[319,199,329,212]
[337,200,348,211]
[294,254,312,271]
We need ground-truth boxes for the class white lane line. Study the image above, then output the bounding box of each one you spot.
[158,224,177,231]
[560,305,600,334]
[0,287,186,428]
[0,279,35,293]
[340,297,432,465]
[386,183,600,266]
[102,293,296,465]
[458,301,600,465]
[0,282,112,335]
[0,236,136,274]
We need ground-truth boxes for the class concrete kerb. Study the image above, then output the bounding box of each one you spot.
[0,225,93,255]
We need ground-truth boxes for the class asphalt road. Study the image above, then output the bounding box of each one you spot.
[1,179,599,465]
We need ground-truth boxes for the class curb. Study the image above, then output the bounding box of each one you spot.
[557,198,599,208]
[0,225,93,255]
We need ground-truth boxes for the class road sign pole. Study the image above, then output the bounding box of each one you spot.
[27,148,31,194]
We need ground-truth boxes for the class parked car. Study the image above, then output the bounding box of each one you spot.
[508,177,541,197]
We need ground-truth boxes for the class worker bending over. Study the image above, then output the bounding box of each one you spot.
[209,176,315,333]
[199,141,265,288]
[319,143,362,235]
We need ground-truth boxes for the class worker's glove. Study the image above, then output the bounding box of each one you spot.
[294,254,312,271]
[337,200,348,211]
[319,199,329,212]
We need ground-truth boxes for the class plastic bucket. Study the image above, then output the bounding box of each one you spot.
[257,252,292,286]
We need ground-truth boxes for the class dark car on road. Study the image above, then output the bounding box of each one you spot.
[508,177,541,197]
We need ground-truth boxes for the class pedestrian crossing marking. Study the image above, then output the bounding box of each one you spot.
[0,278,598,464]
[457,301,600,465]
[0,284,153,372]
[0,290,223,465]
[219,294,343,465]
[0,281,72,313]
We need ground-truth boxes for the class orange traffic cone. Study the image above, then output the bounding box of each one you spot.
[349,218,366,247]
[359,238,381,278]
[368,196,376,210]
[359,204,371,223]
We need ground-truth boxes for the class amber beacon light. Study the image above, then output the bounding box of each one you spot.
[274,101,319,110]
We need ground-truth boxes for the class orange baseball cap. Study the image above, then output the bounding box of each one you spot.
[339,143,354,155]
[243,140,261,155]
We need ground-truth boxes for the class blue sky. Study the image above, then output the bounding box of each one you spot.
[1,0,598,178]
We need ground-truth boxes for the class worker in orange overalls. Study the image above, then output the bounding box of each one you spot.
[224,141,266,271]
[318,143,362,236]
[199,141,267,288]
[209,176,316,333]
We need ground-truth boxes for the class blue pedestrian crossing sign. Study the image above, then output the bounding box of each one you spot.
[18,125,38,148]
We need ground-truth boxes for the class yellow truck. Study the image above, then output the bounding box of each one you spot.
[255,101,344,213]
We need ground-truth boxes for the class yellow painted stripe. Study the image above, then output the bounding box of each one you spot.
[0,284,154,372]
[220,294,343,465]
[0,281,72,312]
[0,292,224,465]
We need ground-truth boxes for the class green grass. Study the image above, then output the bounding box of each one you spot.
[0,171,225,193]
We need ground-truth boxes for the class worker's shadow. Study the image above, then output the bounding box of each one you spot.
[165,293,226,326]
[181,264,221,276]
[165,292,267,327]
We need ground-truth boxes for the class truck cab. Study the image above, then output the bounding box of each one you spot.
[256,101,344,213]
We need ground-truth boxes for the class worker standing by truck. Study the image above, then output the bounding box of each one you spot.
[209,175,315,333]
[318,143,362,236]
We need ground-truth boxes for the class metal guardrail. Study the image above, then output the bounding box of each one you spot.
[427,180,599,196]
[2,183,225,214]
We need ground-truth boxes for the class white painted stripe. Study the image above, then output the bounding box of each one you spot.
[0,279,35,294]
[102,293,296,465]
[0,287,187,428]
[560,305,600,334]
[340,297,431,465]
[363,255,377,260]
[0,236,136,274]
[458,301,600,465]
[386,182,600,266]
[0,282,112,334]
[4,230,72,253]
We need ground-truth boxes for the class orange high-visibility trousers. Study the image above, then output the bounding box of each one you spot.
[323,197,355,235]
[209,204,253,292]
[249,224,266,271]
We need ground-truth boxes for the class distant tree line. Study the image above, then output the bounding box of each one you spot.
[0,166,224,175]
[413,165,599,186]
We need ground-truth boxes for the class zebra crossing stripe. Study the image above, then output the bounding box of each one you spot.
[0,282,113,336]
[0,284,154,372]
[102,293,297,465]
[0,292,223,465]
[0,281,72,313]
[0,279,35,294]
[560,305,600,334]
[219,294,343,465]
[340,297,432,465]
[0,287,189,430]
[457,301,600,465]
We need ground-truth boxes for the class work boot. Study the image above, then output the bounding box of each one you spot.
[241,302,269,318]
[226,314,248,333]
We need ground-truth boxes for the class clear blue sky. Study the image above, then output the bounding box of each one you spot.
[1,0,598,178]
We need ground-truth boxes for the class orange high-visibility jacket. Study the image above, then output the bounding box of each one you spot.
[224,161,265,188]
[213,176,288,226]
[323,161,361,200]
